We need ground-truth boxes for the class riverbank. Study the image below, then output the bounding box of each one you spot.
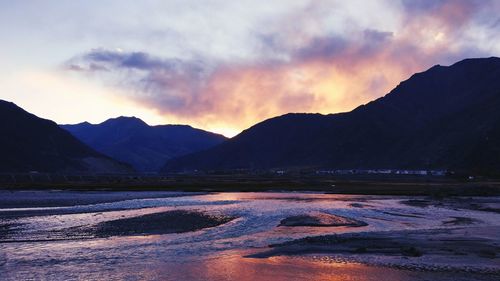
[2,174,500,196]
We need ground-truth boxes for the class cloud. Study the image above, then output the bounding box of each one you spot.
[64,0,499,135]
[67,48,214,116]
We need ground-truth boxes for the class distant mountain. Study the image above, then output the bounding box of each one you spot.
[163,57,500,174]
[0,100,133,173]
[61,117,227,172]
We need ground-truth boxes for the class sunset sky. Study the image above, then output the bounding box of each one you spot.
[1,0,499,137]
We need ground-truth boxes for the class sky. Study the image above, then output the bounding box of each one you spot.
[0,0,499,137]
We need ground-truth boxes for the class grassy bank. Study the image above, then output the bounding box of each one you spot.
[1,174,500,196]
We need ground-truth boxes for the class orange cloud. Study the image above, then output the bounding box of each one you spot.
[65,0,496,136]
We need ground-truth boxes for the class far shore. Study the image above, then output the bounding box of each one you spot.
[1,174,500,196]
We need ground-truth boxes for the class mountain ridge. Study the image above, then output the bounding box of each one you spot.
[62,117,227,172]
[163,57,500,174]
[0,100,133,173]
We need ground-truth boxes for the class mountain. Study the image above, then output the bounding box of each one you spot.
[163,57,500,174]
[61,117,227,172]
[0,100,133,173]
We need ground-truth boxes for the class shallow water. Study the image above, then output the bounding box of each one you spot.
[1,191,499,280]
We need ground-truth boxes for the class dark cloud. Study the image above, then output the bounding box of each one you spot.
[67,48,214,117]
[400,0,493,29]
[400,0,448,12]
[400,0,490,15]
[76,49,180,71]
[363,30,393,43]
[294,36,349,61]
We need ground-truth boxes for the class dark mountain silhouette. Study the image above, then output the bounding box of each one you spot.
[61,117,227,172]
[163,57,500,174]
[0,100,133,173]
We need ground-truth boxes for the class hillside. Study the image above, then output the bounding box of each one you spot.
[62,117,227,172]
[163,57,500,174]
[0,100,133,173]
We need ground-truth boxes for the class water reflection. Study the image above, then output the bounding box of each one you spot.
[1,191,499,280]
[196,253,407,281]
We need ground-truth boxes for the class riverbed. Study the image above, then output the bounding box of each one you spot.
[1,190,499,280]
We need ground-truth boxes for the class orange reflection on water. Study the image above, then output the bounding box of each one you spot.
[150,251,408,281]
[119,250,408,281]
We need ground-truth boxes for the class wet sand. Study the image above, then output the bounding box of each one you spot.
[401,197,500,213]
[279,212,367,227]
[0,190,202,208]
[93,210,235,237]
[250,226,500,275]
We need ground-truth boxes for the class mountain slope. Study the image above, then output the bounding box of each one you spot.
[0,100,133,173]
[61,117,227,172]
[163,57,500,174]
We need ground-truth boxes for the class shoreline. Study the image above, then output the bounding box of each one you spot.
[1,176,500,196]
